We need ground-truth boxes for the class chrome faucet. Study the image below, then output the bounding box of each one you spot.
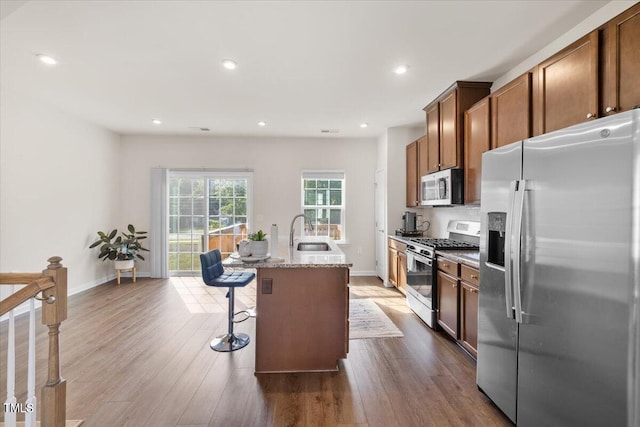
[289,214,314,246]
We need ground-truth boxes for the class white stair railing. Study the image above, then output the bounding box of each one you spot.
[26,297,38,427]
[1,257,67,427]
[4,285,17,427]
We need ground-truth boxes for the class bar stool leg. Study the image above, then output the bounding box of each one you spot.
[210,287,250,352]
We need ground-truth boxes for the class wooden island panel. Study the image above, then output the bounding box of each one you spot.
[255,267,349,373]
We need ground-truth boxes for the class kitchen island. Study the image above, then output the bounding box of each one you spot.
[224,236,352,373]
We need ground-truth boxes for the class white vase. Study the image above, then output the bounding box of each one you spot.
[250,240,268,257]
[238,240,252,257]
[115,259,135,270]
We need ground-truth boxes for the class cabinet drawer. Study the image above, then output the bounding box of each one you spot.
[460,264,479,287]
[437,257,459,276]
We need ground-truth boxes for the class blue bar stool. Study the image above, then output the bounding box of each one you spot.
[200,249,256,352]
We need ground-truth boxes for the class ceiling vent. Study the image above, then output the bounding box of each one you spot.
[320,129,339,134]
[189,127,210,132]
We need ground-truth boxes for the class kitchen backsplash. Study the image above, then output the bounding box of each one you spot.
[422,205,480,237]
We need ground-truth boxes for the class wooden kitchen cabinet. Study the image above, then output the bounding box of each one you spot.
[437,256,480,358]
[439,90,458,170]
[602,2,640,117]
[425,103,440,173]
[255,267,349,373]
[417,135,429,180]
[423,81,492,172]
[533,31,599,135]
[388,238,407,294]
[398,251,407,294]
[437,270,459,339]
[461,281,479,358]
[406,140,419,207]
[388,245,398,287]
[491,72,532,149]
[464,96,491,205]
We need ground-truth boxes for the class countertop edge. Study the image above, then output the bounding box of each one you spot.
[435,249,480,270]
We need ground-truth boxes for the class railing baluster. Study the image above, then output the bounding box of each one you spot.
[26,297,37,427]
[4,285,17,427]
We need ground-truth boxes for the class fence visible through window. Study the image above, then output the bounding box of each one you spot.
[168,173,251,275]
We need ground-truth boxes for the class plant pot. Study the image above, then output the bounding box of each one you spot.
[250,240,268,257]
[115,259,135,270]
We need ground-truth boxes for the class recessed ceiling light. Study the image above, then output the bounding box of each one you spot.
[360,123,368,128]
[257,121,267,127]
[36,54,57,65]
[394,65,409,75]
[152,119,162,125]
[222,59,238,70]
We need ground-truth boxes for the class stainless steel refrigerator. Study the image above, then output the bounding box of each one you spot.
[477,109,640,426]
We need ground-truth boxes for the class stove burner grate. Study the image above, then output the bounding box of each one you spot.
[410,238,479,250]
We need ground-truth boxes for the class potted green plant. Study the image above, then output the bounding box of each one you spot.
[247,229,268,257]
[89,224,149,270]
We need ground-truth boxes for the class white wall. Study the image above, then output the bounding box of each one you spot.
[119,134,378,274]
[0,88,121,295]
[384,126,423,234]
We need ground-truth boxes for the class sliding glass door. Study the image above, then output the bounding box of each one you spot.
[168,171,251,275]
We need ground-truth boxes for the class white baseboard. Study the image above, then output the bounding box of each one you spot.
[349,270,377,277]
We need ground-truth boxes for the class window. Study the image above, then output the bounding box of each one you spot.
[302,171,345,242]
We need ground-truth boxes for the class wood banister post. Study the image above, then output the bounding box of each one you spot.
[41,256,67,427]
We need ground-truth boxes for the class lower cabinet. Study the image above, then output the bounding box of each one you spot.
[460,282,479,358]
[388,238,407,294]
[436,255,480,358]
[437,270,459,338]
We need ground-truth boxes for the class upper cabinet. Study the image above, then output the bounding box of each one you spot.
[533,31,599,135]
[406,139,419,207]
[464,96,491,205]
[602,2,640,116]
[491,72,533,149]
[423,81,492,172]
[531,3,640,136]
[425,104,440,174]
[417,135,429,181]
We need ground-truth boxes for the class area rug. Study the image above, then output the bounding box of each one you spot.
[0,421,83,427]
[349,298,404,339]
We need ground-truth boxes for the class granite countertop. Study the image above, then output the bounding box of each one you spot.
[223,236,352,268]
[436,250,480,270]
[388,235,413,245]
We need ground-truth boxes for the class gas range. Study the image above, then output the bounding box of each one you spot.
[405,220,480,329]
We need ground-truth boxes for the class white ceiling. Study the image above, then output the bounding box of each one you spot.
[0,0,610,138]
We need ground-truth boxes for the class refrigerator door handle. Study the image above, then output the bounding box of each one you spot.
[512,180,526,324]
[504,180,517,319]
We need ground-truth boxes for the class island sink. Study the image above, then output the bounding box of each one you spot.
[296,242,330,251]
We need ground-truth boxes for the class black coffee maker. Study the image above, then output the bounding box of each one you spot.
[402,211,417,232]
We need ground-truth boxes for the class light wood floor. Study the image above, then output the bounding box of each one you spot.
[1,276,512,427]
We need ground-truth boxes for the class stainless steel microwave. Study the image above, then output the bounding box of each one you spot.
[421,169,464,206]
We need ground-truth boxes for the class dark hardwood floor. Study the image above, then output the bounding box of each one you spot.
[1,275,512,426]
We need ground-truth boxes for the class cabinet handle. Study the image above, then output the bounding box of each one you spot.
[470,274,478,279]
[452,284,457,288]
[586,112,595,119]
[605,106,616,113]
[442,263,449,267]
[470,288,478,294]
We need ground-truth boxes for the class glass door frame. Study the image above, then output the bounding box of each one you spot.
[167,170,253,276]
